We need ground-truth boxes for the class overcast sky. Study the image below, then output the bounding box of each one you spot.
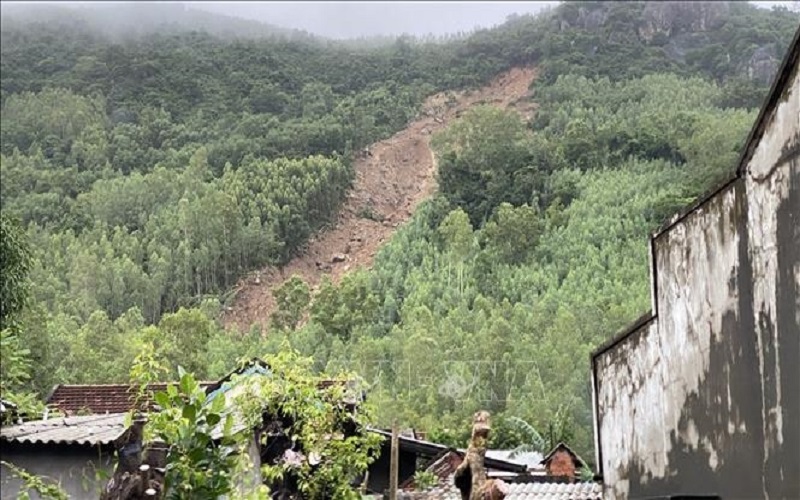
[188,2,558,39]
[2,1,798,40]
[188,1,799,39]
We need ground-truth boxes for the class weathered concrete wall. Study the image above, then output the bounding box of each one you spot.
[592,41,799,499]
[0,443,114,499]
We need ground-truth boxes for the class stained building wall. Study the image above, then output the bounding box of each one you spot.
[591,33,799,499]
[0,443,114,499]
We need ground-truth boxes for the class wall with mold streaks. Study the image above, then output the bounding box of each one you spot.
[0,444,114,499]
[592,44,799,499]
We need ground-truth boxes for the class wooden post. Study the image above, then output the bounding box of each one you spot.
[389,420,399,500]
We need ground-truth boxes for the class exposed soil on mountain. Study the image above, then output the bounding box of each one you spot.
[223,66,538,332]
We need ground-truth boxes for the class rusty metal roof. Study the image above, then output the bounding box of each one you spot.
[0,413,127,447]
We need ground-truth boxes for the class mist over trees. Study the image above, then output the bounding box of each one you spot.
[0,2,320,42]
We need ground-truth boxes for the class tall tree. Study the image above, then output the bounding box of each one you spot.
[0,214,32,330]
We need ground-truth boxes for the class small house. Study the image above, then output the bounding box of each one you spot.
[0,359,366,499]
[364,430,528,496]
[540,442,587,480]
[0,413,122,499]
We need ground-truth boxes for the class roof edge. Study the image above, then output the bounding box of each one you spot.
[590,311,655,361]
[0,438,118,450]
[540,441,588,468]
[205,357,269,393]
[735,24,800,177]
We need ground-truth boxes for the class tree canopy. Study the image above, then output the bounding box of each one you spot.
[1,0,797,466]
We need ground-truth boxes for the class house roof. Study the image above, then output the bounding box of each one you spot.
[541,442,587,470]
[0,410,243,449]
[368,429,528,474]
[46,382,216,415]
[206,358,364,407]
[399,448,539,490]
[396,441,594,497]
[487,449,545,469]
[46,359,360,417]
[18,360,363,450]
[203,357,270,394]
[396,475,603,500]
[369,428,450,457]
[0,413,127,447]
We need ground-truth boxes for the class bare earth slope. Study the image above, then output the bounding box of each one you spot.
[224,66,538,331]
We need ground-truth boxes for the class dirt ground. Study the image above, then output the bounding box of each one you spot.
[223,66,538,331]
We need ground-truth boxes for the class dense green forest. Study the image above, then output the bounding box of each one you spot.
[1,1,798,459]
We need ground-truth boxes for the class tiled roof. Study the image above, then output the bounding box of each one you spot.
[0,413,127,447]
[398,476,603,500]
[503,481,603,499]
[46,359,361,417]
[46,383,216,415]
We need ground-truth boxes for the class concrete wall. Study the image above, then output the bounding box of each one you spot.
[0,443,114,499]
[592,41,799,499]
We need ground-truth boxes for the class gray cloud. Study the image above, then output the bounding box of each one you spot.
[188,1,800,39]
[187,1,560,39]
[3,1,795,40]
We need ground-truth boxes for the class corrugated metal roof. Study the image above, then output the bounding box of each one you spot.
[369,427,450,457]
[487,449,545,469]
[0,409,250,448]
[0,413,127,447]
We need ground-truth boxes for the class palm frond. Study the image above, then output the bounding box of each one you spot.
[507,416,545,456]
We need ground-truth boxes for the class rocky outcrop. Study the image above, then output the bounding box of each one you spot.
[554,4,609,32]
[745,43,781,85]
[638,2,729,43]
[554,2,731,40]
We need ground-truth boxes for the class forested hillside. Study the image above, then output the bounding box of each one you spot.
[1,1,798,460]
